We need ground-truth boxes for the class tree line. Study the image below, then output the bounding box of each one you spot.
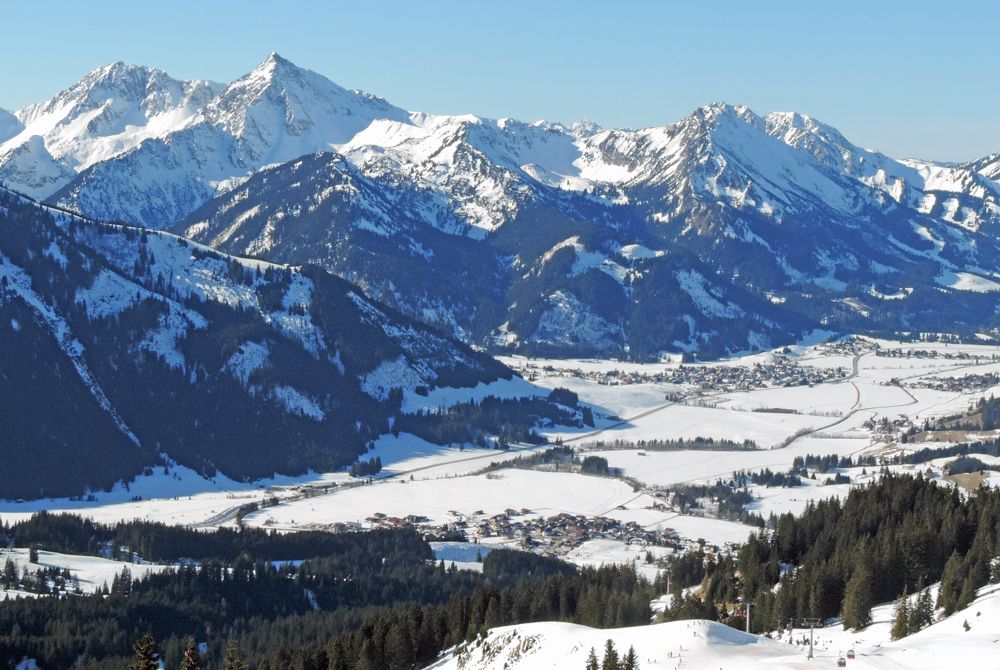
[0,513,663,669]
[677,473,1000,634]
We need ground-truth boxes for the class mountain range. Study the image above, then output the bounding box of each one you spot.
[3,54,1000,357]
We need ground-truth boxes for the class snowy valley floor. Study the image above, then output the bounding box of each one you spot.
[3,336,1000,592]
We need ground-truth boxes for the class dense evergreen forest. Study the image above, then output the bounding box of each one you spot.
[665,473,1000,634]
[392,388,592,448]
[0,515,658,670]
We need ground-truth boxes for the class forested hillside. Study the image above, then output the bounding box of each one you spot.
[0,189,518,499]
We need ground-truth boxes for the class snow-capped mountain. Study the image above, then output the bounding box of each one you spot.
[170,98,1000,356]
[0,186,511,499]
[965,152,1000,183]
[49,54,415,225]
[0,62,221,198]
[5,55,1000,357]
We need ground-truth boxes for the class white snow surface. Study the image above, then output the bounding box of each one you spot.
[436,582,1000,668]
[0,547,165,596]
[935,269,1000,292]
[245,469,636,531]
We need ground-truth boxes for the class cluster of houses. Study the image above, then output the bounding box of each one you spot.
[910,372,1000,393]
[874,346,991,361]
[666,359,847,393]
[516,359,845,395]
[862,414,913,438]
[471,510,673,550]
[335,508,688,555]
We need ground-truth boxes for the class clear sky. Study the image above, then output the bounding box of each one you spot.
[1,0,997,161]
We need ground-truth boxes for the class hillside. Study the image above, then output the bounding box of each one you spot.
[0,188,512,499]
[436,583,1000,669]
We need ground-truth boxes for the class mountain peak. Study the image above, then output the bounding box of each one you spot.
[675,102,762,138]
[684,102,759,127]
[96,60,130,75]
[569,118,602,135]
[0,107,22,143]
[82,61,165,89]
[264,51,290,66]
[203,52,410,163]
[249,51,314,83]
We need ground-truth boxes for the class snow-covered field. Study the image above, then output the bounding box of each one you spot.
[433,583,1000,669]
[552,400,828,449]
[562,538,673,582]
[243,469,637,531]
[0,547,164,599]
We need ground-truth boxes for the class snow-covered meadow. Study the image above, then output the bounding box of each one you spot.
[243,469,637,531]
[0,547,165,600]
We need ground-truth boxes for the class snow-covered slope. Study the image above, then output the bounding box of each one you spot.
[0,548,164,596]
[0,108,22,143]
[0,186,511,500]
[437,584,1000,669]
[965,152,1000,183]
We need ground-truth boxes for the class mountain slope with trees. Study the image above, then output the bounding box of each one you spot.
[0,187,515,499]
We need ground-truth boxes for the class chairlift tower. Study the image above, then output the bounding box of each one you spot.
[800,618,822,659]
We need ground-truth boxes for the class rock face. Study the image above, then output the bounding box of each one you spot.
[4,55,1000,357]
[0,187,510,499]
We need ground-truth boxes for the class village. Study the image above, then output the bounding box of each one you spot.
[516,357,848,395]
[909,371,1000,393]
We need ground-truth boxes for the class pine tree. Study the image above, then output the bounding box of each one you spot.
[908,588,934,633]
[483,596,502,631]
[938,551,964,615]
[890,590,910,640]
[180,638,202,670]
[842,563,873,630]
[585,647,599,670]
[956,577,977,613]
[356,639,380,670]
[622,645,638,670]
[1,558,16,588]
[224,639,248,670]
[128,633,160,670]
[384,621,413,669]
[327,639,349,670]
[600,639,619,670]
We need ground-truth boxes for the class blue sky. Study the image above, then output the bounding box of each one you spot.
[1,0,996,161]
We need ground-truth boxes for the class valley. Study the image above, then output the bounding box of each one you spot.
[2,20,999,668]
[5,334,1000,669]
[5,335,999,557]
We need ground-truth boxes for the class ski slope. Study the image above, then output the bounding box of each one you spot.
[433,583,1000,669]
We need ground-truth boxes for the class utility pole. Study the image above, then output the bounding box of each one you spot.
[801,618,822,659]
